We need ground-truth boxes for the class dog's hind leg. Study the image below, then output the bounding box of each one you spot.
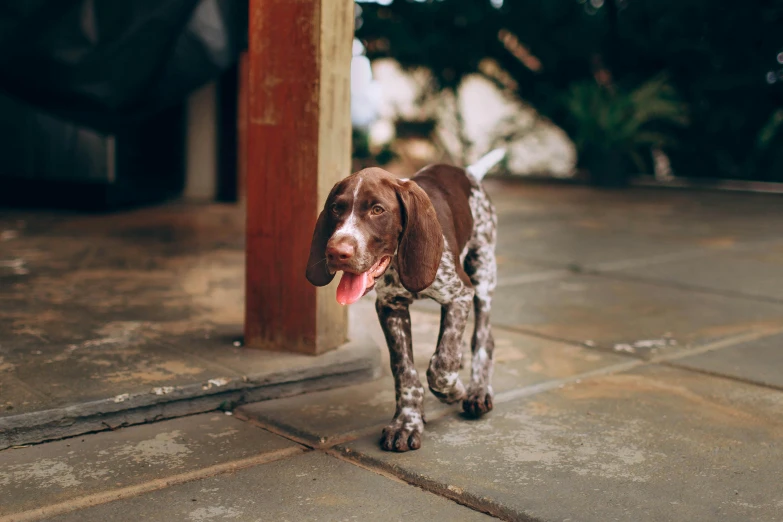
[462,181,498,417]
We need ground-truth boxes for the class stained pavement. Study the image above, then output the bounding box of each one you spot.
[0,205,379,448]
[2,181,783,521]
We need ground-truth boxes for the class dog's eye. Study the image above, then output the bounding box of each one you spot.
[330,203,340,215]
[371,205,385,215]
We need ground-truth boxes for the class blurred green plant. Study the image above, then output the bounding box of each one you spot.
[352,128,371,159]
[745,107,783,175]
[560,74,689,186]
[756,108,783,150]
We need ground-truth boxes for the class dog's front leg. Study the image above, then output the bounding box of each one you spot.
[376,298,425,452]
[427,290,473,404]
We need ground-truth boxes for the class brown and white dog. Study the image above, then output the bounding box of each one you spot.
[306,149,504,452]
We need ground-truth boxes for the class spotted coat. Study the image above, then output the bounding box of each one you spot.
[375,176,498,451]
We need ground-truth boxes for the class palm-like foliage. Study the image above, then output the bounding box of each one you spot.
[561,74,689,174]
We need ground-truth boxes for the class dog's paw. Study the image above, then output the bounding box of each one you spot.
[380,412,424,452]
[462,386,494,418]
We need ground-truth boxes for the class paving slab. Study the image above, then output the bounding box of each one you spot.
[489,181,783,270]
[496,223,708,269]
[0,239,379,410]
[0,204,381,447]
[612,244,783,302]
[488,274,783,357]
[238,307,628,446]
[340,364,783,522]
[0,374,50,418]
[671,332,783,389]
[487,180,783,245]
[0,413,301,518]
[1,336,226,414]
[495,213,782,268]
[495,255,568,285]
[47,451,493,522]
[0,324,379,450]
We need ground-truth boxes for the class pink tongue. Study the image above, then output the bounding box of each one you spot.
[336,272,370,305]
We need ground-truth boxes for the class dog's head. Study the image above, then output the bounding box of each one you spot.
[305,168,443,304]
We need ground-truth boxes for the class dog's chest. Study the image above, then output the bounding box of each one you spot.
[375,242,464,306]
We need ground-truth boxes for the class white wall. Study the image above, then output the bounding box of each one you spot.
[184,81,218,201]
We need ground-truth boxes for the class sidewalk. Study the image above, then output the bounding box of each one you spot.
[0,204,379,449]
[2,181,782,521]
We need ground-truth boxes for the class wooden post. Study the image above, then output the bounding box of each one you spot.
[245,0,353,354]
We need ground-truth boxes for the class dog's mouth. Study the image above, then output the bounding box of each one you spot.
[335,256,392,306]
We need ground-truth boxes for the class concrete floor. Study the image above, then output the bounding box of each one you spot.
[2,180,783,521]
[0,204,380,449]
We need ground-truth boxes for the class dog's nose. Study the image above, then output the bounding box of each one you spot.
[326,242,355,262]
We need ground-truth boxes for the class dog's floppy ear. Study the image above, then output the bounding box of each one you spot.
[396,180,443,293]
[305,199,336,287]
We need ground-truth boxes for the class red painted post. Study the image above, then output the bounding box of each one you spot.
[245,0,353,354]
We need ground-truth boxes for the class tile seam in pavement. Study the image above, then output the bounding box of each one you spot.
[494,256,577,269]
[0,445,307,522]
[0,409,216,453]
[236,359,649,453]
[328,447,536,522]
[321,332,783,522]
[649,327,783,364]
[234,331,781,451]
[496,257,783,306]
[1,372,53,403]
[492,359,646,404]
[178,417,510,520]
[4,344,778,522]
[7,330,779,521]
[234,329,783,462]
[498,248,716,282]
[580,270,783,305]
[494,251,703,283]
[322,449,416,487]
[236,412,385,450]
[496,269,571,287]
[0,364,377,449]
[324,448,517,520]
[652,328,783,393]
[498,237,783,290]
[660,360,783,395]
[411,307,641,358]
[233,411,323,449]
[416,302,783,366]
[155,339,248,378]
[237,338,783,522]
[588,248,719,272]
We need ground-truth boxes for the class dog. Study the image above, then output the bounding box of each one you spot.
[306,149,504,452]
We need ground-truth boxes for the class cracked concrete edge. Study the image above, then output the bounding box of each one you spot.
[0,331,382,449]
[0,446,308,522]
[232,409,340,449]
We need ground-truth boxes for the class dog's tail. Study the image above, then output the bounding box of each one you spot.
[466,148,506,182]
